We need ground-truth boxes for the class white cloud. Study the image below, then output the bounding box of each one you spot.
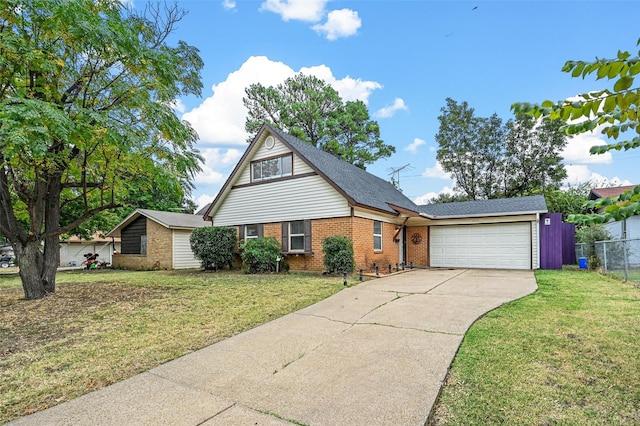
[182,56,384,145]
[312,9,361,40]
[562,129,612,165]
[196,194,215,210]
[413,186,455,205]
[405,138,425,154]
[194,148,243,184]
[222,0,236,10]
[374,98,408,118]
[182,56,293,145]
[421,161,451,179]
[563,165,632,188]
[260,0,327,22]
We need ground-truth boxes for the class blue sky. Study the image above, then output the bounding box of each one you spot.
[149,0,640,209]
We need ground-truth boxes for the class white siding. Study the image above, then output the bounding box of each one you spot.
[532,218,540,269]
[352,207,398,223]
[172,230,200,269]
[430,222,532,270]
[213,175,350,226]
[59,241,120,267]
[236,137,313,185]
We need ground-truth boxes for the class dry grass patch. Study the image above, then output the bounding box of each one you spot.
[429,269,640,425]
[0,269,347,423]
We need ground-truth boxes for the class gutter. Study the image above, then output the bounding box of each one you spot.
[419,210,548,220]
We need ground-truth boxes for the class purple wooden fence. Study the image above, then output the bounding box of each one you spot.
[540,213,563,269]
[562,221,576,265]
[539,213,576,269]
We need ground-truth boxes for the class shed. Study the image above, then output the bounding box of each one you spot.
[107,209,209,270]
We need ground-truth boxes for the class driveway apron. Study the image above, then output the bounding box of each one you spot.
[9,269,537,426]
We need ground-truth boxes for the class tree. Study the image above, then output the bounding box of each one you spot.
[425,192,469,204]
[543,184,590,221]
[502,114,568,197]
[435,98,506,200]
[243,74,395,169]
[513,39,640,224]
[435,98,567,200]
[0,1,204,300]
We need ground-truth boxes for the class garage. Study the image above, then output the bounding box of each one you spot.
[430,222,532,270]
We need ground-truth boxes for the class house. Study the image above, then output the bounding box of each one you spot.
[58,234,121,267]
[589,185,639,239]
[203,124,548,271]
[107,209,209,270]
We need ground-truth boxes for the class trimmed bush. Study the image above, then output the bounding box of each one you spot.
[190,226,237,270]
[322,235,355,274]
[241,237,282,273]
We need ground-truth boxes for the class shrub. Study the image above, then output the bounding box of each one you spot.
[322,235,355,274]
[575,224,611,269]
[241,237,282,273]
[190,226,237,270]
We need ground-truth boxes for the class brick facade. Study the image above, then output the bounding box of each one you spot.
[235,216,426,272]
[112,219,173,270]
[405,226,428,268]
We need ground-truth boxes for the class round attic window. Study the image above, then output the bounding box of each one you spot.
[264,135,275,149]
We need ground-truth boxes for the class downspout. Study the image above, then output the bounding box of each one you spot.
[393,217,410,242]
[535,212,541,269]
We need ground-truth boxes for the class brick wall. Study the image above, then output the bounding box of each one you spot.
[112,219,173,270]
[230,217,428,272]
[406,226,428,267]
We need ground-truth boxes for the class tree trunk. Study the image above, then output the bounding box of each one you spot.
[15,239,56,300]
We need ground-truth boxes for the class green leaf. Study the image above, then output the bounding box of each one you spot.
[613,75,634,92]
[617,50,631,60]
[603,95,617,113]
[571,62,586,78]
[608,61,625,79]
[597,64,611,80]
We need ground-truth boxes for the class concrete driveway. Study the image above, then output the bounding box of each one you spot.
[9,268,537,426]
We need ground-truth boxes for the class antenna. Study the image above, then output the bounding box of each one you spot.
[388,164,412,189]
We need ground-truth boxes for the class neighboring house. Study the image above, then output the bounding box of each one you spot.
[59,234,121,267]
[107,209,209,270]
[203,124,548,271]
[589,185,640,239]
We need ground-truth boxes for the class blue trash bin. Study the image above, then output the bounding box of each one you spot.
[579,257,587,269]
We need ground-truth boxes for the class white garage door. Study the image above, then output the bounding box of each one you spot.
[430,222,531,270]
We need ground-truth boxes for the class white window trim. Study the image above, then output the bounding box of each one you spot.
[245,224,259,240]
[251,153,293,182]
[289,221,305,252]
[374,220,382,251]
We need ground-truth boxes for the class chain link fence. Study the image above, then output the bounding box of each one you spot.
[592,238,640,285]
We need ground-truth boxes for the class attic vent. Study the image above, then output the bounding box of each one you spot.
[264,135,275,149]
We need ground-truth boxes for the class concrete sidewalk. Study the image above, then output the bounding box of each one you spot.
[9,268,537,426]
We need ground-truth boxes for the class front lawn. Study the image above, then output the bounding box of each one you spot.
[429,269,640,425]
[0,269,347,424]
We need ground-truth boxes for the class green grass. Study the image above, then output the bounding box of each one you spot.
[429,269,640,425]
[0,269,348,424]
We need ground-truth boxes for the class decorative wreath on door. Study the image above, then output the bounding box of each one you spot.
[411,233,422,244]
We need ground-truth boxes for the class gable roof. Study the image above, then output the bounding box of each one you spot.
[589,185,637,200]
[204,124,420,219]
[417,195,548,219]
[106,209,208,237]
[268,126,420,215]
